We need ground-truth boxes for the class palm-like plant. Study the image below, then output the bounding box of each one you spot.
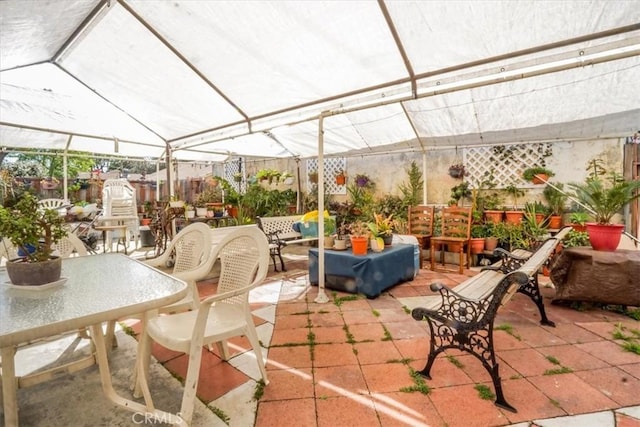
[568,175,640,224]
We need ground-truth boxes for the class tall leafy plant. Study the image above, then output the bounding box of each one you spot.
[568,174,640,224]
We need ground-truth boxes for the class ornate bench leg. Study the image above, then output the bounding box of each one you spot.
[417,317,517,413]
[517,276,555,326]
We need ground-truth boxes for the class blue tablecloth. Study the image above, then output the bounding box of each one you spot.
[308,244,415,298]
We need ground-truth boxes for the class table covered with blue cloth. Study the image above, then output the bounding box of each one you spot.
[308,244,415,298]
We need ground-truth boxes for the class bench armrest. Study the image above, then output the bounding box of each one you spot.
[492,248,529,272]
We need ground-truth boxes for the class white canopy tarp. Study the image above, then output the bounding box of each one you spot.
[1,0,639,160]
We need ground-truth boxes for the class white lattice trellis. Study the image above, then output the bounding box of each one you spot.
[307,158,347,195]
[464,143,553,188]
[223,157,245,193]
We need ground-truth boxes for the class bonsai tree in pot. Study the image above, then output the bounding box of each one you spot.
[568,173,640,251]
[0,192,67,285]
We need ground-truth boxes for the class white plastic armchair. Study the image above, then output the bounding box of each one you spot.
[0,237,19,263]
[37,198,69,216]
[135,225,270,426]
[143,222,214,313]
[53,232,88,258]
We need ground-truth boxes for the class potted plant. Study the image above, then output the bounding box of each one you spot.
[448,163,465,179]
[522,166,555,185]
[367,213,394,247]
[280,171,294,185]
[308,170,318,184]
[335,170,347,186]
[567,211,589,232]
[568,173,640,251]
[348,220,370,255]
[323,216,337,248]
[0,192,67,285]
[503,184,524,224]
[449,181,471,206]
[469,222,487,254]
[543,182,568,229]
[233,172,243,183]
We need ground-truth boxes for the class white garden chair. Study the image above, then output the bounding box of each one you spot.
[37,198,69,216]
[135,225,270,425]
[53,232,88,258]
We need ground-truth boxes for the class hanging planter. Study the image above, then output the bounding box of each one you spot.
[448,164,465,179]
[335,170,346,186]
[308,171,318,184]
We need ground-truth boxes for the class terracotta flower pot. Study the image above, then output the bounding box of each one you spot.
[484,210,503,223]
[484,236,499,252]
[548,215,562,229]
[469,238,485,254]
[504,211,524,225]
[532,174,549,185]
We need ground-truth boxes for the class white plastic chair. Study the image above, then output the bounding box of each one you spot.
[143,222,214,313]
[53,232,88,258]
[0,237,19,264]
[37,198,69,216]
[135,225,270,425]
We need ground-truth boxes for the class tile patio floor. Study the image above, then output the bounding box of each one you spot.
[129,248,640,427]
[7,246,639,426]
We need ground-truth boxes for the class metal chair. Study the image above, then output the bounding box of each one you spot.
[135,225,270,425]
[430,206,472,274]
[408,205,435,269]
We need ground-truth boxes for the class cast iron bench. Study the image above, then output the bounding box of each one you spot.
[411,228,570,412]
[256,215,318,271]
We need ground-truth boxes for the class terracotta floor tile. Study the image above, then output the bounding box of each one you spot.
[269,327,310,346]
[275,301,309,315]
[619,363,640,380]
[151,341,184,363]
[313,342,359,367]
[367,295,403,310]
[393,337,430,361]
[576,341,640,365]
[348,323,387,342]
[316,395,381,427]
[407,356,474,388]
[388,285,421,298]
[576,321,622,339]
[615,412,640,427]
[311,325,348,345]
[428,383,511,427]
[255,398,317,427]
[274,313,309,330]
[527,373,618,414]
[374,308,414,323]
[266,345,312,370]
[452,354,519,383]
[512,325,568,347]
[546,323,606,344]
[361,362,415,393]
[340,309,380,325]
[373,391,446,427]
[537,344,611,371]
[260,368,315,401]
[382,320,430,340]
[336,298,374,312]
[493,330,532,351]
[308,311,344,327]
[314,365,368,398]
[354,341,402,365]
[499,378,566,424]
[499,348,557,377]
[574,367,640,407]
[195,361,250,402]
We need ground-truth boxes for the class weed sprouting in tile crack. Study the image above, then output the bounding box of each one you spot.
[399,368,431,395]
[545,355,561,365]
[474,384,495,400]
[333,294,359,307]
[381,325,393,341]
[253,379,266,401]
[446,355,464,368]
[495,323,521,341]
[371,309,380,317]
[543,366,573,375]
[343,324,356,344]
[210,406,230,425]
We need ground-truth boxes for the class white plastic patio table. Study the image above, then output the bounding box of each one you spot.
[0,253,188,426]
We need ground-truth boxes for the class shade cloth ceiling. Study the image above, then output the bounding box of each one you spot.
[1,0,639,162]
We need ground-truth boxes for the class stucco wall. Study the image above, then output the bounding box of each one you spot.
[243,138,626,208]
